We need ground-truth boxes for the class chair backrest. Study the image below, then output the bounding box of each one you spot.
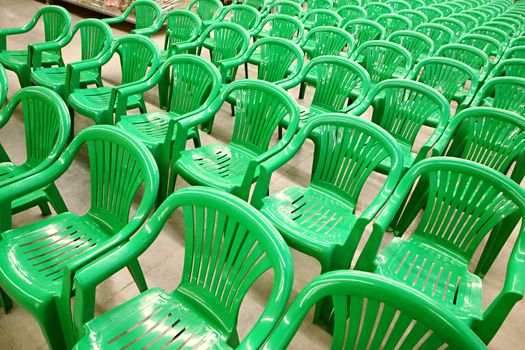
[353,40,413,84]
[487,58,525,80]
[257,14,304,43]
[470,76,525,116]
[302,56,371,112]
[296,114,402,207]
[36,5,72,44]
[343,19,385,48]
[187,0,223,21]
[438,107,525,183]
[436,43,490,79]
[388,30,434,63]
[410,57,479,103]
[462,10,487,26]
[397,9,428,27]
[245,37,304,83]
[485,20,517,37]
[163,10,202,53]
[136,186,294,347]
[415,23,455,48]
[0,86,70,174]
[239,0,270,10]
[161,55,222,115]
[449,13,479,32]
[337,5,367,22]
[266,1,304,17]
[386,0,411,11]
[377,14,413,37]
[263,271,487,350]
[510,37,525,48]
[433,17,466,39]
[203,22,250,64]
[220,4,262,33]
[364,2,393,20]
[459,34,502,61]
[405,0,425,8]
[0,64,6,108]
[367,79,449,151]
[417,6,443,22]
[302,26,355,58]
[126,0,163,30]
[307,0,334,11]
[504,46,525,60]
[219,80,299,154]
[111,35,160,86]
[471,26,510,45]
[386,157,525,263]
[337,0,361,7]
[58,19,112,63]
[430,3,453,16]
[302,9,343,28]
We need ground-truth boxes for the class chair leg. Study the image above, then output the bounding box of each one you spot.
[244,62,249,79]
[299,82,306,100]
[0,288,13,313]
[278,125,283,140]
[46,184,68,214]
[192,129,201,148]
[313,257,348,329]
[230,103,235,117]
[38,201,52,216]
[68,107,75,142]
[17,66,31,88]
[36,305,68,350]
[158,70,170,110]
[127,258,148,292]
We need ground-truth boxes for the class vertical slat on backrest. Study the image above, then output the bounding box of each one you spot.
[310,31,349,58]
[312,62,363,110]
[257,43,296,83]
[118,40,154,85]
[80,24,106,61]
[169,62,213,114]
[167,14,198,48]
[134,4,159,30]
[492,81,525,115]
[43,10,66,42]
[211,27,244,64]
[361,45,407,83]
[417,62,469,101]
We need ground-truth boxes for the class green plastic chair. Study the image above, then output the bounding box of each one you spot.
[337,0,361,7]
[0,86,70,217]
[71,186,294,350]
[430,3,453,16]
[237,0,272,11]
[432,107,525,184]
[386,0,412,11]
[468,76,525,116]
[0,5,71,88]
[302,9,343,30]
[0,125,159,349]
[433,17,467,39]
[174,23,251,83]
[417,6,443,22]
[377,14,413,37]
[364,2,393,20]
[253,14,305,44]
[415,23,455,48]
[337,5,367,22]
[132,10,202,64]
[67,35,161,135]
[352,40,413,87]
[278,56,371,129]
[397,9,428,28]
[216,4,262,37]
[510,36,525,48]
[486,58,525,80]
[29,19,112,100]
[262,271,488,350]
[388,30,434,63]
[459,34,504,64]
[504,46,525,60]
[0,64,6,108]
[169,80,300,201]
[486,20,519,38]
[410,57,480,122]
[405,0,425,8]
[356,157,525,345]
[116,55,222,203]
[101,0,162,34]
[300,25,355,60]
[342,19,386,49]
[472,26,511,46]
[359,79,449,171]
[436,43,491,81]
[186,0,223,30]
[450,13,479,32]
[253,114,403,323]
[462,10,487,26]
[307,0,335,11]
[263,0,304,18]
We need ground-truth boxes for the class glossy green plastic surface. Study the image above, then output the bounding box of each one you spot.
[0,5,71,88]
[254,14,305,44]
[433,17,467,38]
[0,64,6,108]
[263,271,487,350]
[301,26,355,60]
[417,6,443,22]
[352,40,413,86]
[505,46,525,60]
[362,79,449,171]
[469,76,525,116]
[357,157,525,344]
[415,23,455,48]
[187,0,223,28]
[386,0,411,11]
[30,19,112,100]
[388,30,434,63]
[343,19,386,48]
[459,34,504,64]
[471,26,511,46]
[72,187,293,349]
[264,1,304,18]
[487,58,525,80]
[432,107,525,183]
[170,80,300,201]
[364,2,393,20]
[253,116,403,324]
[0,87,70,216]
[450,13,479,32]
[337,5,367,22]
[102,0,162,33]
[436,43,490,81]
[302,9,343,30]
[398,9,428,28]
[116,55,222,204]
[67,35,161,130]
[0,125,159,349]
[410,57,479,120]
[377,14,413,37]
[217,4,262,36]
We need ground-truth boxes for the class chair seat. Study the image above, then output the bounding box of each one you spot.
[68,87,143,125]
[174,143,259,193]
[373,236,483,322]
[260,185,357,259]
[0,50,61,71]
[76,288,233,349]
[31,67,100,97]
[0,212,110,311]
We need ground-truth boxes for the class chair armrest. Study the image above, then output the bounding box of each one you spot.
[29,41,63,68]
[102,16,126,25]
[0,21,36,49]
[219,53,247,74]
[173,40,200,55]
[67,57,106,94]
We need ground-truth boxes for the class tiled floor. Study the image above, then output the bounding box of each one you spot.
[0,0,524,349]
